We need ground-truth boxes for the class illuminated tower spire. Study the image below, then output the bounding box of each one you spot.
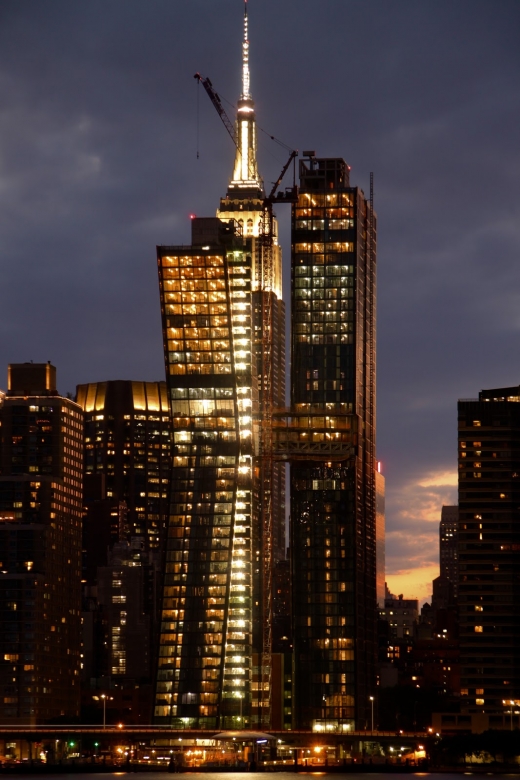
[218,0,282,296]
[229,0,262,192]
[242,0,251,100]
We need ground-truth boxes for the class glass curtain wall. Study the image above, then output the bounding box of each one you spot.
[154,231,255,729]
[290,156,377,732]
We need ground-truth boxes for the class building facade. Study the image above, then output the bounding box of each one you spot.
[458,385,520,720]
[0,363,83,723]
[290,154,377,731]
[154,4,289,730]
[375,468,386,606]
[154,218,256,728]
[76,380,171,551]
[440,505,458,597]
[96,538,152,680]
[380,590,419,641]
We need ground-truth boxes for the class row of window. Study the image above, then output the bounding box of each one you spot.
[294,219,354,230]
[297,193,354,207]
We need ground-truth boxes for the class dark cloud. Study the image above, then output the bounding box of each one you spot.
[1,0,519,595]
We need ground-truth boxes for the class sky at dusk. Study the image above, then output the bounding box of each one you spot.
[1,1,519,602]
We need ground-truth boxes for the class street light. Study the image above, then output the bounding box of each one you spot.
[100,693,114,729]
[369,696,375,734]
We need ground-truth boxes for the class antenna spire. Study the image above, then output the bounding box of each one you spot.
[242,0,250,99]
[222,0,261,191]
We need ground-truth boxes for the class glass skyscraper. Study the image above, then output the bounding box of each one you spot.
[154,219,255,728]
[154,3,287,729]
[289,154,377,731]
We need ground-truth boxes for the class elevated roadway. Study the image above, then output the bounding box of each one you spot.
[0,724,428,747]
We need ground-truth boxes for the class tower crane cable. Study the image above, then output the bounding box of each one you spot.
[194,73,294,165]
[258,125,293,153]
[196,75,200,159]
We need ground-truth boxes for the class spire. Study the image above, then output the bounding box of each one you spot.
[217,0,282,297]
[228,0,262,193]
[242,0,251,100]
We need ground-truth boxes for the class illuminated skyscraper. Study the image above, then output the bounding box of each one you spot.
[154,3,287,729]
[154,218,256,728]
[0,363,83,724]
[458,386,520,719]
[290,154,377,731]
[76,380,171,550]
[216,1,286,564]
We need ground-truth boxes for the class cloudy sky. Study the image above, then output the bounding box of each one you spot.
[1,1,519,600]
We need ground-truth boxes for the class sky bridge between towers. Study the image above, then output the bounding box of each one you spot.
[260,406,357,462]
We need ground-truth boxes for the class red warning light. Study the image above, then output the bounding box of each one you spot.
[189,213,196,220]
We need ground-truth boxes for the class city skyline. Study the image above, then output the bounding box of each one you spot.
[1,1,520,600]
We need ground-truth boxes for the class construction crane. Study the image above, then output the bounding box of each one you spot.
[194,71,297,208]
[195,71,260,185]
[195,70,297,728]
[194,73,236,145]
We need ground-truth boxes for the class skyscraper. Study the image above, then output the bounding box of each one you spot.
[154,217,256,729]
[96,538,152,680]
[76,381,171,701]
[440,505,458,597]
[216,1,286,565]
[0,363,83,724]
[289,154,377,731]
[375,467,386,607]
[154,3,288,729]
[76,380,171,550]
[458,385,520,720]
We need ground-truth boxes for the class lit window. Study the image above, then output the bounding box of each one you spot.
[475,625,483,633]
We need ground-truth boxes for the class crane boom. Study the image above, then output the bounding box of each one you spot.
[194,72,236,146]
[267,150,298,201]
